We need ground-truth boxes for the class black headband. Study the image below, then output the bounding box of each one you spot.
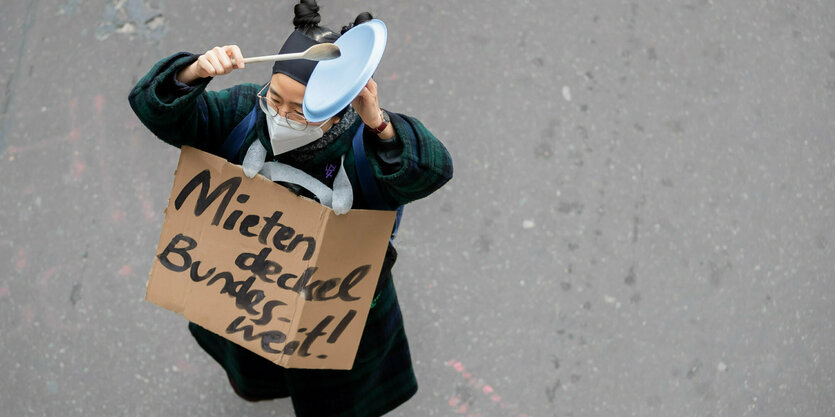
[272,30,320,85]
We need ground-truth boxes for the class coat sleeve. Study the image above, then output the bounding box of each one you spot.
[361,112,454,207]
[127,52,257,154]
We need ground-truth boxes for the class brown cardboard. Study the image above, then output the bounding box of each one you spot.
[146,146,396,370]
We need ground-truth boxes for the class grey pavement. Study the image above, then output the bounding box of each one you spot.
[1,0,834,416]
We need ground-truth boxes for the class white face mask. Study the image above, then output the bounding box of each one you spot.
[265,112,325,156]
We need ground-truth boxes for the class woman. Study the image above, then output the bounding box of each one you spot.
[128,1,453,416]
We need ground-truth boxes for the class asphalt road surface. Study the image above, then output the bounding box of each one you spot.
[1,1,833,416]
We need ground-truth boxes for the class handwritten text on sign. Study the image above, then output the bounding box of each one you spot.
[146,147,395,370]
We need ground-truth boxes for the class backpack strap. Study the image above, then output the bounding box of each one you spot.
[219,106,258,162]
[352,124,404,242]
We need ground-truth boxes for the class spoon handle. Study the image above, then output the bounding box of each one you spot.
[232,52,305,66]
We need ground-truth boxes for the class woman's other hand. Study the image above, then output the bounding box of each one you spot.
[352,78,395,139]
[177,45,245,85]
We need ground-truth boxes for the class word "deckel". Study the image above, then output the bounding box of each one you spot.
[158,233,371,307]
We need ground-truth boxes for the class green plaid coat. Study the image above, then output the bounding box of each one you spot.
[129,52,453,417]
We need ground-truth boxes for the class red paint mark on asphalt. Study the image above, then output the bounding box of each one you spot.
[43,266,58,279]
[68,127,81,142]
[118,265,132,276]
[24,305,35,323]
[94,94,118,222]
[386,72,399,81]
[5,97,88,157]
[142,195,156,222]
[72,158,86,181]
[445,359,528,417]
[112,210,126,223]
[0,285,9,298]
[38,266,59,285]
[93,94,105,116]
[15,249,26,270]
[5,134,79,156]
[174,359,195,373]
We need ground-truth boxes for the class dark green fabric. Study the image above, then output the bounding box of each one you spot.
[129,52,452,417]
[128,52,453,208]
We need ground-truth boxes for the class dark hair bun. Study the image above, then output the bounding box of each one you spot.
[341,12,374,34]
[294,0,321,29]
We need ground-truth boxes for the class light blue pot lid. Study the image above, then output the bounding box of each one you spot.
[303,19,387,122]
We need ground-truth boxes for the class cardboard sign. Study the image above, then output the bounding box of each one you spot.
[146,146,395,370]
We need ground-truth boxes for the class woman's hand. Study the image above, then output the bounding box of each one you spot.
[352,78,395,139]
[177,45,245,85]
